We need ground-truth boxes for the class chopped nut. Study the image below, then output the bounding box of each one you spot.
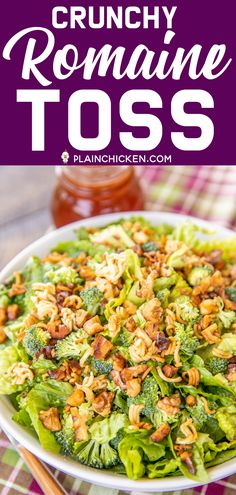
[151,423,170,442]
[83,315,103,335]
[140,298,163,323]
[47,321,71,339]
[75,309,89,326]
[200,298,219,315]
[157,393,181,416]
[0,307,7,326]
[123,300,137,315]
[92,391,114,416]
[125,316,137,332]
[39,407,61,431]
[126,378,141,397]
[67,388,85,407]
[145,322,159,340]
[112,353,126,371]
[121,364,148,382]
[7,304,20,321]
[91,335,113,359]
[110,370,126,389]
[185,395,197,407]
[0,327,7,344]
[162,364,178,378]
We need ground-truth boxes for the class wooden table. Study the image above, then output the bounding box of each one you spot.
[0,166,55,269]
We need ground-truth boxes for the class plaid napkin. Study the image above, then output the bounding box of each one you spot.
[1,165,236,495]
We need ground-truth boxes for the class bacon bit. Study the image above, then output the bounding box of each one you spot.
[91,335,113,359]
[79,265,96,280]
[67,389,85,407]
[7,304,20,321]
[185,395,197,406]
[112,353,126,371]
[125,316,137,332]
[92,391,114,416]
[180,451,195,475]
[47,321,71,339]
[151,423,170,443]
[110,370,126,389]
[39,408,62,431]
[0,307,7,326]
[123,300,137,316]
[200,298,219,315]
[83,315,103,335]
[0,327,7,344]
[8,284,26,297]
[156,332,170,351]
[126,378,141,397]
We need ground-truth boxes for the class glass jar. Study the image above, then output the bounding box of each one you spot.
[51,166,145,227]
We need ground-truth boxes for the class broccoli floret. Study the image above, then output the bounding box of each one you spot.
[155,289,170,308]
[141,242,159,252]
[55,330,89,360]
[218,310,236,329]
[225,287,236,303]
[91,356,113,375]
[187,400,208,430]
[74,440,119,468]
[175,323,200,356]
[55,413,75,455]
[205,356,228,375]
[127,375,159,418]
[114,328,135,347]
[23,326,50,357]
[176,296,199,322]
[187,266,214,287]
[45,266,80,285]
[80,288,103,316]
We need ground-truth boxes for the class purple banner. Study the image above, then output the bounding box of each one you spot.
[0,0,235,165]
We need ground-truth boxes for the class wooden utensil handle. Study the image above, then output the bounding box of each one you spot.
[18,446,67,495]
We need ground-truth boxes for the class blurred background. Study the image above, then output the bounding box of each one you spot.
[1,165,236,270]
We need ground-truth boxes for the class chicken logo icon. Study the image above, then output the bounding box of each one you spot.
[61,149,70,164]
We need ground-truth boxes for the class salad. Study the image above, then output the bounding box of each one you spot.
[0,217,236,482]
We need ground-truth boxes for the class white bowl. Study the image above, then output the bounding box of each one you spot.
[0,211,235,492]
